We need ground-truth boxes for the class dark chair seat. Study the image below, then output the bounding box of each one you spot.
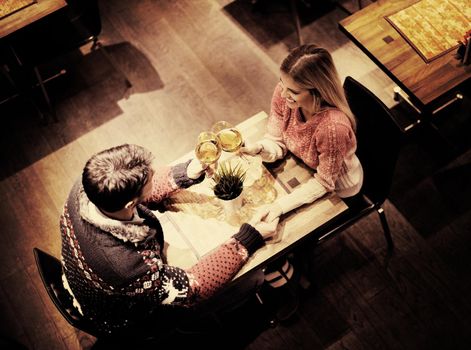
[33,246,269,346]
[33,248,100,337]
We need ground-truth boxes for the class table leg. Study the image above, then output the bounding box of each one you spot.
[393,86,422,132]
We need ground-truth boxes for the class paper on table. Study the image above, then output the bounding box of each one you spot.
[157,213,189,249]
[160,210,237,259]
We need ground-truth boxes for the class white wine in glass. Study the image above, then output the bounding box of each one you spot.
[212,121,243,152]
[195,131,222,164]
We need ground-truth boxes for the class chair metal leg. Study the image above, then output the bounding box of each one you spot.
[255,292,278,327]
[2,51,52,123]
[34,66,57,122]
[0,64,20,105]
[289,0,303,45]
[376,206,394,251]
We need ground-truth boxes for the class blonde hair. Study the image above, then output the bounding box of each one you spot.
[280,44,356,130]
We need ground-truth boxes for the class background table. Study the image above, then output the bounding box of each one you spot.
[339,0,471,115]
[0,0,66,39]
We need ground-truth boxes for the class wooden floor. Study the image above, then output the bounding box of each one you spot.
[0,0,470,349]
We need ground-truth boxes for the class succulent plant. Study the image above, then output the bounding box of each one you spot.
[212,161,246,200]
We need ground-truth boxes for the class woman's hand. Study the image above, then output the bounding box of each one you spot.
[254,202,283,223]
[239,142,263,156]
[249,203,283,241]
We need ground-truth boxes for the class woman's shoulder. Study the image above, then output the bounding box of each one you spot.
[313,109,355,140]
[317,108,352,127]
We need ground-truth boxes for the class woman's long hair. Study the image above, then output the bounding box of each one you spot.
[280,44,356,130]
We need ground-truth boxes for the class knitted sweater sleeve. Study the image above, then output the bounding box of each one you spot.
[314,119,352,191]
[147,160,204,204]
[186,224,264,300]
[276,177,327,215]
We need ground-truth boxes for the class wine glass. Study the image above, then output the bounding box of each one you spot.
[211,121,243,153]
[212,121,262,186]
[195,131,222,165]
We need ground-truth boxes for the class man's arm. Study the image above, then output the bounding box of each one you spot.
[146,159,205,204]
[121,223,265,306]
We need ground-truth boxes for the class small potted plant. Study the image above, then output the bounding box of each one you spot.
[212,160,246,217]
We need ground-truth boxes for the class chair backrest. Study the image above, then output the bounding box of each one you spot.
[343,76,403,205]
[65,0,102,45]
[33,248,98,337]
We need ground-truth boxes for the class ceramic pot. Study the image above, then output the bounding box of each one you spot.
[220,194,243,218]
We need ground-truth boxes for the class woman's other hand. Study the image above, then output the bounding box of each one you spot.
[239,142,263,156]
[254,202,283,223]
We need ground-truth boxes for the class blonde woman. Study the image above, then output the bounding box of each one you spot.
[241,44,363,320]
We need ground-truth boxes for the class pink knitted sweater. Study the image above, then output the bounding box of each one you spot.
[258,84,363,213]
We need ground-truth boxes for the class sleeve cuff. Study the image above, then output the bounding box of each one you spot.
[277,177,327,214]
[171,160,205,189]
[232,223,265,256]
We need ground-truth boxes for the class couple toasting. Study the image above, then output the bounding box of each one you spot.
[60,44,363,337]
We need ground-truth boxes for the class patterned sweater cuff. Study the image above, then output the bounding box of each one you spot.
[233,223,265,256]
[171,160,205,189]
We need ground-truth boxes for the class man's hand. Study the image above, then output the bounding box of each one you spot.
[239,142,262,156]
[254,202,283,223]
[187,158,209,179]
[249,207,280,241]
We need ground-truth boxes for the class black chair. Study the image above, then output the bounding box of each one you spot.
[33,247,268,346]
[33,248,100,337]
[33,248,176,347]
[312,76,404,250]
[7,0,131,121]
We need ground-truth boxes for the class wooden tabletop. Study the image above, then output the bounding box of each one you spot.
[161,111,348,280]
[0,0,67,39]
[339,0,471,111]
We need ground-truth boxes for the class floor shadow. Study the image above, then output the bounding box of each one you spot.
[388,89,471,237]
[92,295,272,349]
[0,41,163,180]
[433,155,471,216]
[223,0,336,49]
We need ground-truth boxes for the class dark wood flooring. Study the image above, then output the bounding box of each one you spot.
[0,0,470,349]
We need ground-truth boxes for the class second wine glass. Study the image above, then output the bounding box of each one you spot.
[211,121,243,153]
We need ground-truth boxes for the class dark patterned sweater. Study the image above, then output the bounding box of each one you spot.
[60,161,264,335]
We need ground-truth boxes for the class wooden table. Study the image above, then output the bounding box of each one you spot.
[0,0,66,39]
[159,111,348,281]
[339,0,471,115]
